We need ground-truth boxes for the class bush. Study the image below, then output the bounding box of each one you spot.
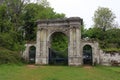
[103,48,120,53]
[0,47,21,64]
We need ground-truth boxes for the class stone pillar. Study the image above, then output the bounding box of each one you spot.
[76,28,82,65]
[68,27,74,65]
[69,27,81,66]
[41,29,48,64]
[36,30,41,64]
[36,28,48,65]
[95,42,100,64]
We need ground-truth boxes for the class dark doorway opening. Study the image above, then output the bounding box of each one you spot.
[29,46,36,64]
[83,45,92,65]
[49,32,68,65]
[49,48,68,65]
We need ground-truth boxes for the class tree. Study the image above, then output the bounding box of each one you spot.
[39,0,50,7]
[93,7,116,31]
[0,0,66,64]
[23,3,65,41]
[84,27,103,40]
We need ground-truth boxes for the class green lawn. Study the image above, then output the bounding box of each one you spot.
[0,64,120,80]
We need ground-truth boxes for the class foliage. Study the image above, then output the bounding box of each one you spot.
[93,7,116,31]
[103,48,120,53]
[23,3,65,41]
[0,48,21,64]
[83,27,103,40]
[83,7,120,52]
[51,32,68,52]
[84,27,120,51]
[0,32,25,51]
[38,0,50,7]
[81,23,86,38]
[0,0,65,47]
[49,32,68,63]
[0,0,25,51]
[0,0,65,64]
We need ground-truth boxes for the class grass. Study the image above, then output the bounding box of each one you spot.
[0,64,120,80]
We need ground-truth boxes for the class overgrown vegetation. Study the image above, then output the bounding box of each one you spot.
[51,32,68,52]
[0,0,65,64]
[0,47,21,64]
[83,7,120,52]
[0,0,120,64]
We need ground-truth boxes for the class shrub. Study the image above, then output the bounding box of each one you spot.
[0,47,21,64]
[103,48,120,53]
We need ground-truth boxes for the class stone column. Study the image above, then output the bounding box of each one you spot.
[36,30,41,64]
[76,28,82,65]
[69,27,81,66]
[68,27,74,65]
[41,29,48,64]
[36,28,48,65]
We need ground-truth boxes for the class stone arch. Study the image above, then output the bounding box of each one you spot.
[82,44,93,65]
[48,31,69,65]
[36,17,83,66]
[48,30,69,40]
[48,31,69,47]
[22,43,36,62]
[81,40,100,65]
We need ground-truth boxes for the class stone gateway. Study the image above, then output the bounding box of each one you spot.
[23,17,120,66]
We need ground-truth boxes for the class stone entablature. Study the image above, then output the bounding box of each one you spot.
[37,17,83,27]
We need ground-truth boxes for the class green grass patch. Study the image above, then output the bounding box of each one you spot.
[0,65,120,80]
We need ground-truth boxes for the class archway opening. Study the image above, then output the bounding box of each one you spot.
[83,45,92,65]
[29,46,36,64]
[49,32,68,65]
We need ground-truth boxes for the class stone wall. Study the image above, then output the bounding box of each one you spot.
[22,43,36,61]
[23,42,120,66]
[100,50,120,66]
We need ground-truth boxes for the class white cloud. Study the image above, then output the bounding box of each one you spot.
[48,0,120,28]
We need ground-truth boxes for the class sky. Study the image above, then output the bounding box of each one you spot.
[47,0,120,29]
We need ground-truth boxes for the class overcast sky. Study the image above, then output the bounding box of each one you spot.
[47,0,120,29]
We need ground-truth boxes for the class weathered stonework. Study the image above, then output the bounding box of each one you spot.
[23,17,120,66]
[22,43,36,62]
[100,51,120,66]
[36,17,82,66]
[81,39,100,65]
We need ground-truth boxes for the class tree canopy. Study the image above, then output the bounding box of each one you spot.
[0,0,65,64]
[93,7,116,31]
[83,7,120,52]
